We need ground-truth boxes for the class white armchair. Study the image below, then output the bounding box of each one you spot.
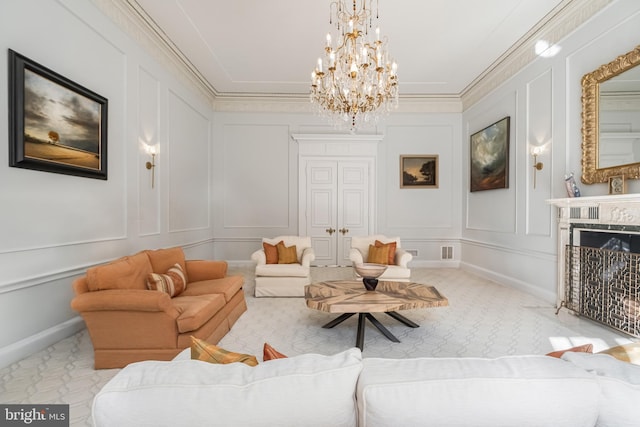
[349,235,412,282]
[251,236,315,297]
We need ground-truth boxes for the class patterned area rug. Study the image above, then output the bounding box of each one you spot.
[0,266,634,426]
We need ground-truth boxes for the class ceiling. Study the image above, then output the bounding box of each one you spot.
[130,0,574,100]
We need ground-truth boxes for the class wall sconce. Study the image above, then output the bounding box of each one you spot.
[145,146,157,189]
[531,146,544,189]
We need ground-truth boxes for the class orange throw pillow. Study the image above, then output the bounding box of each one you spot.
[263,343,288,361]
[546,343,593,358]
[367,244,390,265]
[375,240,397,265]
[277,242,298,264]
[263,241,282,264]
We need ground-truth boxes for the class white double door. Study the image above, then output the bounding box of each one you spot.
[299,158,373,266]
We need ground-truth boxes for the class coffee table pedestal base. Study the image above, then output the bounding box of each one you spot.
[321,311,419,351]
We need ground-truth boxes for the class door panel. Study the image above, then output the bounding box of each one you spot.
[306,161,338,265]
[337,162,369,264]
[311,237,333,260]
[302,159,372,266]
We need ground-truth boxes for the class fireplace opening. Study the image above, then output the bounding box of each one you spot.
[578,230,640,254]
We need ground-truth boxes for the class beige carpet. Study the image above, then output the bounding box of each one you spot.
[0,266,635,426]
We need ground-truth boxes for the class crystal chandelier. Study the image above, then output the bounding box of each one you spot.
[310,0,399,131]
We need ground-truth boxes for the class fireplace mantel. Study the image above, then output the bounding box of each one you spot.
[548,193,640,226]
[547,193,640,309]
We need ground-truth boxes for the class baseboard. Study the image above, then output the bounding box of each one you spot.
[459,261,556,305]
[409,260,460,268]
[229,259,460,269]
[0,317,85,370]
[227,260,255,268]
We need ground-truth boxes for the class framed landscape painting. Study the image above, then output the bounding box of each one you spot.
[400,155,438,188]
[8,49,108,179]
[470,116,509,192]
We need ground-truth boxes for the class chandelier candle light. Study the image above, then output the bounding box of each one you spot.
[310,0,399,131]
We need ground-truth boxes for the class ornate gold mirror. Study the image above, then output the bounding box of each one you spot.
[581,45,640,184]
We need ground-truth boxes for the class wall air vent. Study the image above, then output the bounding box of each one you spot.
[441,246,453,260]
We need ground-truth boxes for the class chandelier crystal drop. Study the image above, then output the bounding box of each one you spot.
[310,0,399,131]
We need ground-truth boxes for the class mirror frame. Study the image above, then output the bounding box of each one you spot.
[581,45,640,184]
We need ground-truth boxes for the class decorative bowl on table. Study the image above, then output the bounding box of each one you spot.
[353,263,388,291]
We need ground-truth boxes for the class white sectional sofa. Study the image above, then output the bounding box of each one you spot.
[93,348,640,427]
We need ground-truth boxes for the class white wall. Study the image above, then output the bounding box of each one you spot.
[0,0,216,368]
[378,114,463,264]
[460,0,640,303]
[211,111,462,266]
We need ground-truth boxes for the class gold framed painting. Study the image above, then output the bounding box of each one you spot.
[400,155,438,188]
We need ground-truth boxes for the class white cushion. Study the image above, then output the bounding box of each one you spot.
[255,263,309,277]
[379,265,411,280]
[93,348,362,427]
[357,356,600,427]
[255,276,310,297]
[562,352,640,427]
[172,348,190,360]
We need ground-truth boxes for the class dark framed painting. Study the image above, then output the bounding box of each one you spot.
[400,155,438,188]
[470,116,509,192]
[8,49,108,179]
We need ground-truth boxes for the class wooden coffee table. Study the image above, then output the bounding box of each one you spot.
[305,280,448,350]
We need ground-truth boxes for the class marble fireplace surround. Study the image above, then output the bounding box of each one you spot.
[548,194,640,336]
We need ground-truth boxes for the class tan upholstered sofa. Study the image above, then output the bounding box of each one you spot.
[71,247,247,369]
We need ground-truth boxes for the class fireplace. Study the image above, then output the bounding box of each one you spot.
[548,195,640,338]
[565,228,640,336]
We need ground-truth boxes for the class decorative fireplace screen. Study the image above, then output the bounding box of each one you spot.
[565,245,640,337]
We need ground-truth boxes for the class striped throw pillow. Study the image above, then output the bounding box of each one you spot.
[146,263,186,297]
[191,336,258,367]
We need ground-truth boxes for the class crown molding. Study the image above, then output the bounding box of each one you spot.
[94,0,611,114]
[291,133,385,142]
[212,94,310,113]
[212,94,462,114]
[395,95,463,113]
[90,0,217,105]
[461,0,613,109]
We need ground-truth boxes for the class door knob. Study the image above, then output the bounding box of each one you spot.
[325,228,336,235]
[339,228,349,235]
